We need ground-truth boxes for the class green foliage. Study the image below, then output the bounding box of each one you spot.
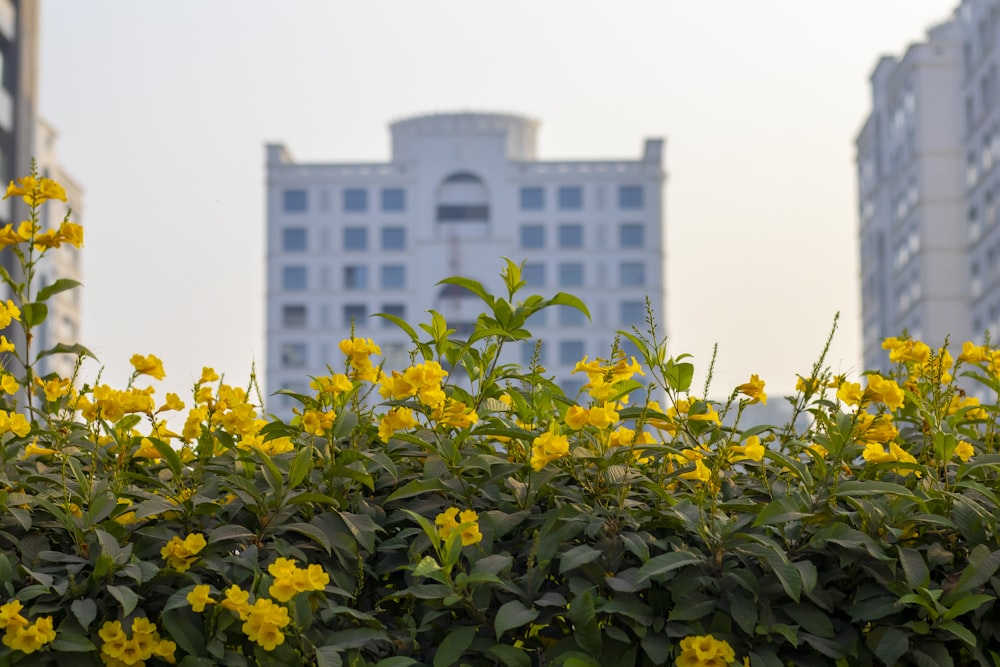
[4,179,1000,665]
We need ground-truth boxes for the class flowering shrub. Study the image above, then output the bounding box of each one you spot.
[2,170,1000,665]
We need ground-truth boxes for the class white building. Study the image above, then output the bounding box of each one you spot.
[265,112,665,415]
[856,20,967,373]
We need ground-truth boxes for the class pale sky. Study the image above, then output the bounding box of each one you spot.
[37,1,958,409]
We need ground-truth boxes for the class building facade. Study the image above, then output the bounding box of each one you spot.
[856,20,967,373]
[265,112,665,415]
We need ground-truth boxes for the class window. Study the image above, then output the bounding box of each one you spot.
[558,306,585,326]
[344,265,368,290]
[344,227,368,251]
[558,224,583,248]
[344,189,368,212]
[343,304,368,328]
[282,228,307,252]
[521,342,546,365]
[520,224,545,249]
[619,185,644,209]
[619,261,646,286]
[281,343,307,368]
[621,301,645,327]
[282,266,307,291]
[381,188,405,212]
[283,189,307,213]
[380,303,405,328]
[619,223,644,248]
[523,263,546,287]
[558,186,582,210]
[559,340,585,365]
[520,187,544,210]
[381,226,406,250]
[282,305,306,328]
[559,262,584,287]
[381,264,406,289]
[437,204,489,221]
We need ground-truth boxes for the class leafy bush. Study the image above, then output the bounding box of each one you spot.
[0,169,1000,666]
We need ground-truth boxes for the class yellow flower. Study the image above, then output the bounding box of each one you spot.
[678,458,711,483]
[301,408,336,435]
[0,411,32,438]
[565,405,589,430]
[804,443,828,459]
[795,376,820,394]
[435,507,482,546]
[955,440,975,462]
[0,336,14,353]
[130,353,165,380]
[676,634,736,667]
[958,341,990,364]
[186,584,215,612]
[242,598,290,651]
[220,585,252,620]
[836,381,863,407]
[431,398,479,429]
[2,615,56,654]
[530,431,570,471]
[311,373,353,399]
[378,406,419,441]
[0,300,21,329]
[587,402,620,429]
[57,221,83,248]
[4,175,66,206]
[199,367,219,383]
[435,507,460,538]
[882,337,931,363]
[865,374,904,411]
[730,435,765,463]
[736,374,767,405]
[0,600,26,629]
[160,533,207,572]
[23,441,57,457]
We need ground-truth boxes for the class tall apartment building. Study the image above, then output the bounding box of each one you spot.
[265,112,665,415]
[856,20,967,373]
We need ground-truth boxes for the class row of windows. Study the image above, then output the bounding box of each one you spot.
[520,222,645,250]
[281,226,407,253]
[281,264,407,291]
[283,188,406,214]
[520,185,643,211]
[521,261,648,288]
[280,299,646,333]
[282,184,647,215]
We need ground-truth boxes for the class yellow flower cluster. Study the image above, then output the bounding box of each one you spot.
[181,372,261,444]
[4,174,66,207]
[194,584,293,651]
[129,353,165,381]
[310,373,353,402]
[0,410,30,437]
[340,337,382,382]
[98,618,175,667]
[0,299,20,329]
[882,337,931,364]
[267,557,331,602]
[430,397,479,429]
[0,600,56,655]
[378,406,419,441]
[435,507,483,546]
[565,402,620,430]
[676,634,737,667]
[530,430,570,471]
[379,360,448,407]
[837,374,905,411]
[736,374,767,405]
[572,353,644,401]
[301,408,336,435]
[862,441,919,477]
[77,384,155,423]
[160,533,207,572]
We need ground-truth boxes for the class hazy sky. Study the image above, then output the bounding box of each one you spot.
[37,0,957,409]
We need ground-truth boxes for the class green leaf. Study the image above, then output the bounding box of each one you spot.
[207,525,255,544]
[559,544,602,573]
[373,659,422,667]
[437,276,493,307]
[35,341,96,361]
[275,522,332,554]
[49,631,97,652]
[487,644,532,667]
[20,301,47,327]
[938,620,977,647]
[36,278,81,302]
[148,437,183,478]
[867,626,909,666]
[386,478,448,503]
[107,584,140,616]
[288,446,313,488]
[71,598,97,630]
[899,547,930,590]
[547,292,591,320]
[494,600,539,640]
[944,546,1000,603]
[942,594,994,621]
[323,627,386,650]
[315,646,344,667]
[161,609,205,657]
[634,551,703,585]
[434,626,476,667]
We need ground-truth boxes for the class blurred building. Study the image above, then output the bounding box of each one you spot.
[265,112,666,415]
[856,20,967,373]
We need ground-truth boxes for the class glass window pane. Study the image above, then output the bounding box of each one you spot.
[619,223,644,248]
[558,224,583,248]
[282,228,307,252]
[380,303,405,327]
[381,264,405,289]
[344,265,368,290]
[620,301,645,327]
[381,188,405,212]
[283,189,307,213]
[282,266,307,291]
[344,189,368,212]
[619,185,644,209]
[520,224,545,249]
[559,340,585,365]
[520,187,544,210]
[523,263,546,287]
[558,306,585,326]
[282,305,306,328]
[619,262,646,286]
[344,227,367,251]
[343,304,368,327]
[381,226,406,250]
[559,262,584,287]
[281,343,307,368]
[558,186,582,210]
